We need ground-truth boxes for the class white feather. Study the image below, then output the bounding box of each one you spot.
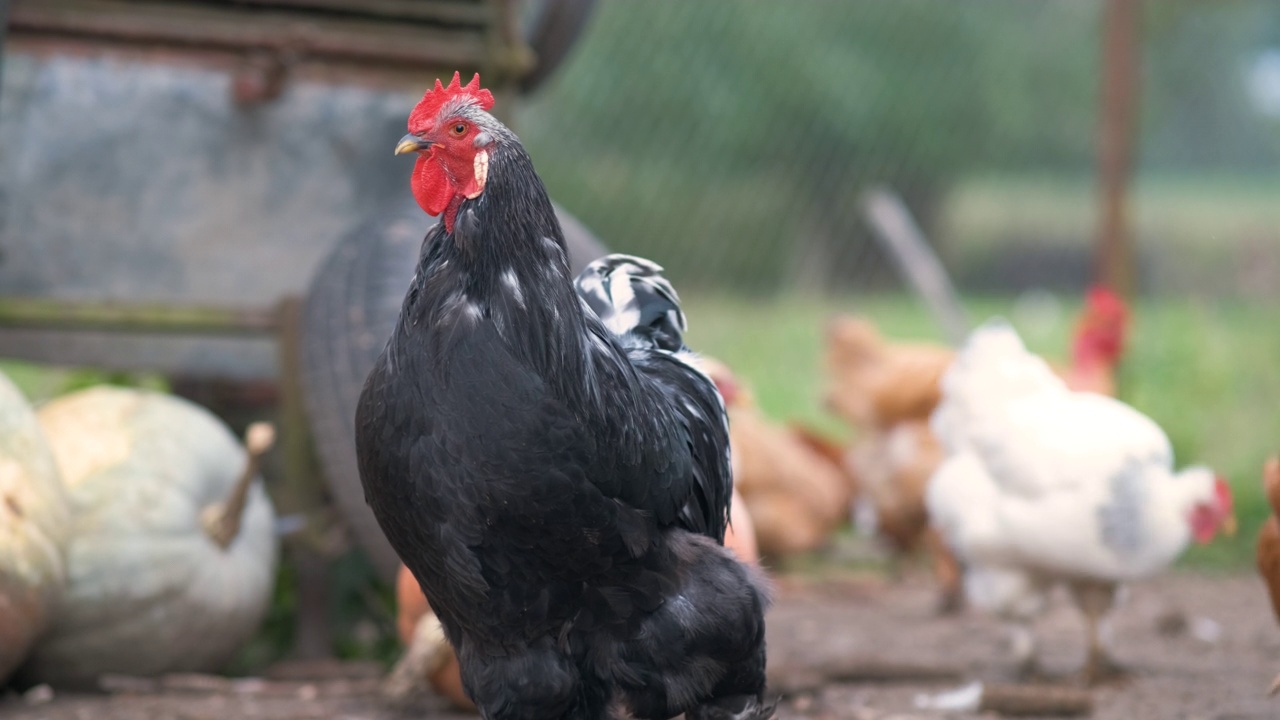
[927,321,1222,607]
[501,268,524,308]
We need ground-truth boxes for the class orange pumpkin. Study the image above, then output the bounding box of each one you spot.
[395,564,431,644]
[725,488,759,565]
[395,565,472,710]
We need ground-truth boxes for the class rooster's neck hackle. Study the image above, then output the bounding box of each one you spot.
[405,123,585,391]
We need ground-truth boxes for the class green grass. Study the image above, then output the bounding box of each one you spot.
[683,292,1280,570]
[2,293,1271,575]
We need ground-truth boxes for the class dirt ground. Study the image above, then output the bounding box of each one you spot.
[3,572,1277,720]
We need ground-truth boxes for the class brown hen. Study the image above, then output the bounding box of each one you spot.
[823,317,963,609]
[1257,457,1280,694]
[824,317,952,429]
[694,357,855,559]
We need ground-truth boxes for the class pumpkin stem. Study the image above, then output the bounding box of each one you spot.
[203,422,276,549]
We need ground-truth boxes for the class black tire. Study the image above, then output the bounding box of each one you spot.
[300,198,607,580]
[520,0,600,94]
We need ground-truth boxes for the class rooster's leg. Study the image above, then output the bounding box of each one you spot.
[1080,613,1126,685]
[924,528,964,614]
[1071,581,1127,685]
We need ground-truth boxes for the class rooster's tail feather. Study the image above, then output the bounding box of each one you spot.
[575,254,687,352]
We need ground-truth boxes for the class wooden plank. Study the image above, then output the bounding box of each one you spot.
[1094,0,1142,295]
[0,298,280,336]
[861,187,971,346]
[274,296,337,660]
[223,0,493,26]
[10,0,495,69]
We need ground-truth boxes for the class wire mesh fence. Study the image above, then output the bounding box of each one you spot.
[515,1,1280,299]
[0,1,1272,676]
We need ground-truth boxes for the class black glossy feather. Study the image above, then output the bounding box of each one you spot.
[573,254,732,540]
[355,106,768,720]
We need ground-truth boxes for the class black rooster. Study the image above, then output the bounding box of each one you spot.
[356,73,771,720]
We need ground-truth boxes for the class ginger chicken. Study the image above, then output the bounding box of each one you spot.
[824,287,1132,612]
[824,317,953,430]
[1257,456,1280,694]
[693,357,854,560]
[823,316,962,608]
[848,420,959,605]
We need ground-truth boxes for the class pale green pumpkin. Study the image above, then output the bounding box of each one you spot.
[0,371,69,683]
[23,387,278,688]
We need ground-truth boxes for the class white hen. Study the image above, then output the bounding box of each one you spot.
[926,321,1235,684]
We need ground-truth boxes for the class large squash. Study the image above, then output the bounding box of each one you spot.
[0,371,69,683]
[388,563,473,710]
[22,387,278,688]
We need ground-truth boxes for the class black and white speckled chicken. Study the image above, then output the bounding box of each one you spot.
[355,73,771,720]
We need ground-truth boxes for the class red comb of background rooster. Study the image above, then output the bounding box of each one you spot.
[408,72,495,130]
[1084,285,1128,321]
[1071,284,1131,373]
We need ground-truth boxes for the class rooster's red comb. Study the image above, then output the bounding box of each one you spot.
[1084,285,1129,320]
[408,72,495,131]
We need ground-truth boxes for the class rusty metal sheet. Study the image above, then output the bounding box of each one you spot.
[0,51,423,377]
[0,0,595,379]
[7,0,530,89]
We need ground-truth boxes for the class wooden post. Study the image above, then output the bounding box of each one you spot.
[861,188,970,346]
[275,296,334,660]
[1095,0,1143,295]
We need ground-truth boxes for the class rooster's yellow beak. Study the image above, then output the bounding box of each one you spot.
[1223,515,1238,538]
[395,134,432,156]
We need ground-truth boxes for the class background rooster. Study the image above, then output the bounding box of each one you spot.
[926,322,1235,684]
[1057,286,1131,396]
[825,287,1131,611]
[356,74,771,720]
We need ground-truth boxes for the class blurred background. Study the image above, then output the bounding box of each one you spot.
[520,0,1280,563]
[0,0,1277,678]
[523,1,1280,298]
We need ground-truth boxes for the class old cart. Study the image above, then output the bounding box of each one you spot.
[0,0,607,648]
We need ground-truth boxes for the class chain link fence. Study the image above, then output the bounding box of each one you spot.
[516,1,1280,299]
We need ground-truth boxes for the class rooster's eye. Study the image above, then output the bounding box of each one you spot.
[450,123,467,137]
